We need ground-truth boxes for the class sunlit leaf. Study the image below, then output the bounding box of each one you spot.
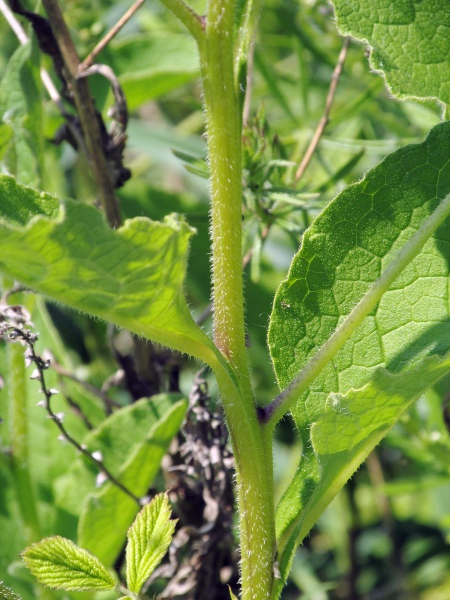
[268,121,450,590]
[21,537,116,591]
[126,494,176,593]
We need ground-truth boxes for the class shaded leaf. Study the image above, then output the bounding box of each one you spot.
[0,41,43,186]
[109,33,199,110]
[77,399,187,567]
[126,494,176,593]
[55,394,182,515]
[21,537,117,591]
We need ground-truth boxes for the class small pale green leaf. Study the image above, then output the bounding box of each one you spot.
[0,580,22,600]
[21,537,117,591]
[331,0,450,108]
[126,494,176,593]
[268,121,450,591]
[78,399,187,567]
[0,175,225,372]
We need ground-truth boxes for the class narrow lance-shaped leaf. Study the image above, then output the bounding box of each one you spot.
[126,493,176,593]
[268,121,450,591]
[21,537,117,591]
[331,0,450,108]
[0,175,227,374]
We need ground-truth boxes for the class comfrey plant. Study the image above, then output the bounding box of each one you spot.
[0,0,449,598]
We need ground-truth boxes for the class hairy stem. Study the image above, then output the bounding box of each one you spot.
[197,2,276,597]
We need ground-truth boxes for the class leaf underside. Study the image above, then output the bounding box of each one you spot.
[268,121,450,589]
[0,175,223,370]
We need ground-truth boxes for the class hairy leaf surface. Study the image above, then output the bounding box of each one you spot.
[0,175,223,370]
[268,121,450,589]
[331,0,450,107]
[22,537,116,591]
[126,494,176,593]
[0,580,22,600]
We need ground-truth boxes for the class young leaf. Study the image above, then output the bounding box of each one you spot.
[77,399,187,567]
[0,176,226,374]
[21,537,117,591]
[331,0,450,108]
[0,580,22,600]
[268,121,450,590]
[125,494,176,593]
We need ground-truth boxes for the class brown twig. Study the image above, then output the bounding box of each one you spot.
[294,36,350,183]
[42,0,122,228]
[0,319,141,506]
[80,0,145,70]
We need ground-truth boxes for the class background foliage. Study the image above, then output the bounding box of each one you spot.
[0,0,449,598]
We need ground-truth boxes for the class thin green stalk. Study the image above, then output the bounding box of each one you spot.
[8,341,41,544]
[157,0,204,40]
[196,2,276,597]
[264,191,450,429]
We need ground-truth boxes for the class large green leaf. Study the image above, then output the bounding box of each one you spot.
[268,121,450,591]
[0,41,43,187]
[331,0,450,108]
[77,398,187,567]
[0,175,224,371]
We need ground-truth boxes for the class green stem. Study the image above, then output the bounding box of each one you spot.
[196,2,276,597]
[264,191,450,429]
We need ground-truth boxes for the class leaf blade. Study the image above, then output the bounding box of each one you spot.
[331,0,450,108]
[21,537,117,592]
[268,121,450,590]
[126,494,176,593]
[77,399,187,567]
[0,176,225,372]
